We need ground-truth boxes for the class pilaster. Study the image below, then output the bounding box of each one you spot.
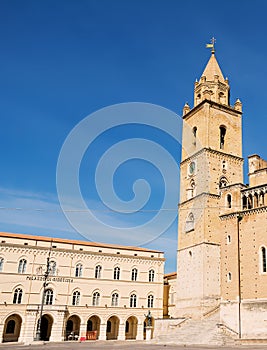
[117,323,125,340]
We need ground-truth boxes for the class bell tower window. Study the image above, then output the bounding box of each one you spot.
[219,177,228,189]
[227,194,232,208]
[189,179,195,198]
[220,126,226,149]
[192,127,197,146]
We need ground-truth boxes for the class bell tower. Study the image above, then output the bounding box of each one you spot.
[176,43,244,317]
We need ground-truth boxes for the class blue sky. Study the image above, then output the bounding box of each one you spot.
[1,0,267,273]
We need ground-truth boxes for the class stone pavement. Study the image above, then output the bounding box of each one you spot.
[1,341,267,350]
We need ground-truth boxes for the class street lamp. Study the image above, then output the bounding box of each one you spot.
[35,256,50,341]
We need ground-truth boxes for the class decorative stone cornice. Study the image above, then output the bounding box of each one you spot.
[178,241,220,252]
[0,245,165,263]
[241,184,267,194]
[220,206,267,220]
[179,192,220,207]
[180,147,243,166]
[183,99,242,120]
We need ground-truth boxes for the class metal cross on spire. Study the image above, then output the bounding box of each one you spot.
[206,37,216,54]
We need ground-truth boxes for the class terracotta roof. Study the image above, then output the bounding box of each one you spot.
[0,231,163,254]
[201,53,225,82]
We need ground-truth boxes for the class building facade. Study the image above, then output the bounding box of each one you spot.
[175,48,267,339]
[0,232,164,343]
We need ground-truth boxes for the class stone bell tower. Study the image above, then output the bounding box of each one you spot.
[176,43,244,318]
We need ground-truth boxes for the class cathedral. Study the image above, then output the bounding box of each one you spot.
[161,45,267,342]
[1,46,267,345]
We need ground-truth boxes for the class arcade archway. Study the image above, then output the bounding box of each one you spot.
[3,314,22,343]
[125,316,138,340]
[106,315,119,340]
[66,315,81,340]
[40,314,53,341]
[87,315,100,340]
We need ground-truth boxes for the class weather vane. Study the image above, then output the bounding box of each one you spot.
[206,37,216,54]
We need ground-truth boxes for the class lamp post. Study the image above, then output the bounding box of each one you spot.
[35,256,50,341]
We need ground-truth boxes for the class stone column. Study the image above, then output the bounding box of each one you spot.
[117,323,125,340]
[136,322,144,340]
[50,311,65,342]
[98,323,106,340]
[0,322,4,344]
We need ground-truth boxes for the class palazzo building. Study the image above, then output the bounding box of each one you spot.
[0,232,164,343]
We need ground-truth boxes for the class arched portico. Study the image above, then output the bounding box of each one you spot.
[106,315,119,340]
[2,314,22,343]
[87,315,100,340]
[125,316,138,340]
[66,315,81,340]
[40,314,53,341]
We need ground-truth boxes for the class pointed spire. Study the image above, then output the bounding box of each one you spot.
[194,45,230,106]
[201,53,225,82]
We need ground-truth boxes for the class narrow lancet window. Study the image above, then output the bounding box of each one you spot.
[220,126,226,149]
[262,247,266,273]
[227,194,232,208]
[193,127,197,146]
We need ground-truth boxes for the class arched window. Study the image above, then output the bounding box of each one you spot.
[13,288,23,304]
[147,294,154,308]
[254,192,259,208]
[259,191,265,206]
[219,92,226,104]
[242,195,247,210]
[92,291,100,306]
[248,193,253,209]
[72,291,80,305]
[148,269,155,282]
[95,265,102,279]
[220,126,226,149]
[114,266,120,280]
[6,320,16,334]
[190,179,195,198]
[75,263,83,277]
[111,292,119,306]
[18,259,27,273]
[130,294,137,307]
[131,268,138,281]
[219,177,228,189]
[49,260,57,276]
[227,194,232,208]
[44,289,53,305]
[0,257,3,272]
[261,247,266,273]
[185,212,195,233]
[192,127,197,146]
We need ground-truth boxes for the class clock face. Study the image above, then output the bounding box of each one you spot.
[189,161,195,175]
